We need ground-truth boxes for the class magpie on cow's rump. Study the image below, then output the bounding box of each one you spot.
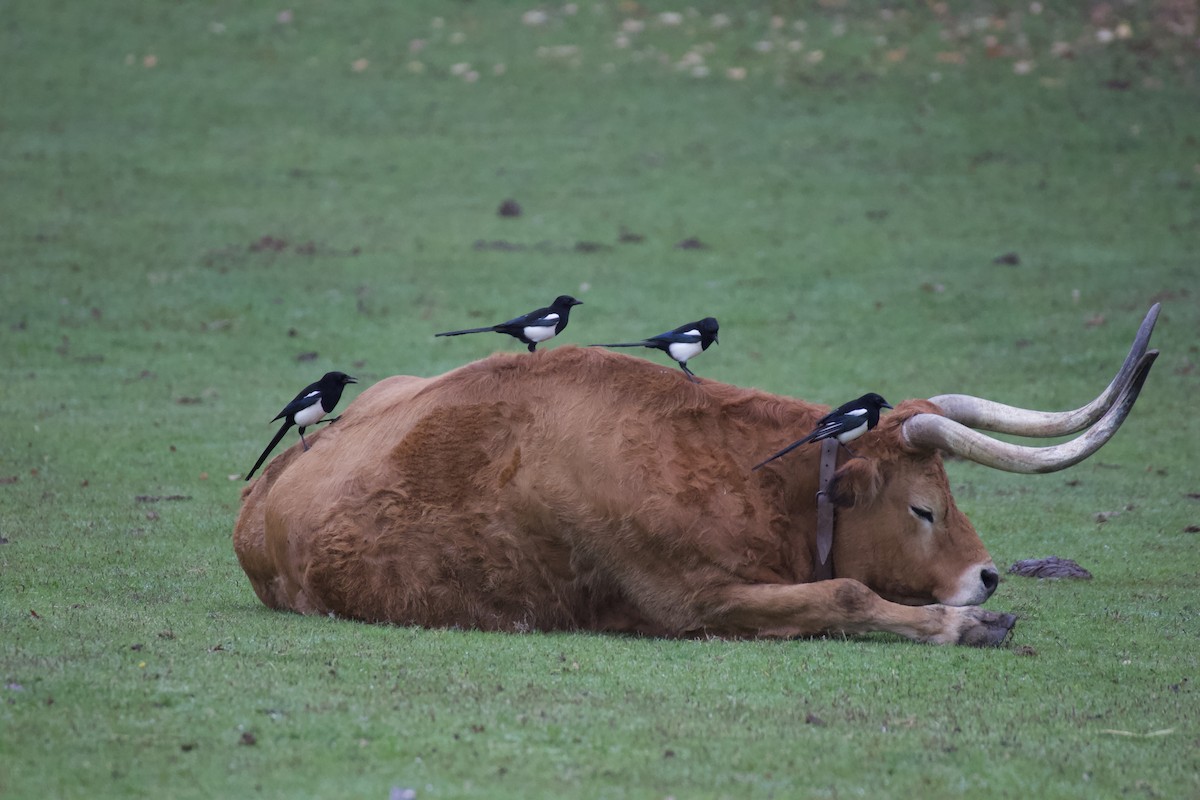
[244,371,357,481]
[435,295,583,353]
[591,317,719,383]
[752,392,893,470]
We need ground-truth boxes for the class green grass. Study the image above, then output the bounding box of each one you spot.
[2,1,1198,797]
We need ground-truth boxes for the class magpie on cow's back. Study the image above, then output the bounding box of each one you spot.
[244,371,357,481]
[435,295,583,352]
[752,392,893,470]
[590,317,719,383]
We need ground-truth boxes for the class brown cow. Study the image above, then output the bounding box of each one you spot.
[233,307,1158,646]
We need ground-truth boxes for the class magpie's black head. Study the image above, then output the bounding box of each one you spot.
[553,295,583,308]
[324,371,358,386]
[698,316,719,344]
[861,392,891,410]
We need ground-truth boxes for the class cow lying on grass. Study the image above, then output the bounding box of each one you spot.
[234,308,1158,646]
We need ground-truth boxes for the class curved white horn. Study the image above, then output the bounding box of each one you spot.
[903,351,1157,474]
[929,304,1160,437]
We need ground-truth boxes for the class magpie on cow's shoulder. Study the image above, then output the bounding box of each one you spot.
[590,316,719,383]
[435,295,583,353]
[752,392,893,470]
[244,371,358,481]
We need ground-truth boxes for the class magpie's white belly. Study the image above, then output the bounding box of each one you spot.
[524,324,558,343]
[293,402,327,428]
[836,420,869,443]
[667,340,703,364]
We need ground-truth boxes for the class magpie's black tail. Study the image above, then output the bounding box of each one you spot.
[751,433,817,471]
[435,326,497,337]
[245,421,293,481]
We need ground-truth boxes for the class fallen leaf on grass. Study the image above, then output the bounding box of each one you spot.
[249,235,288,253]
[473,239,525,252]
[239,732,257,746]
[992,251,1020,265]
[0,476,17,485]
[497,199,522,217]
[1185,525,1200,533]
[1099,728,1174,738]
[295,351,318,362]
[676,237,708,250]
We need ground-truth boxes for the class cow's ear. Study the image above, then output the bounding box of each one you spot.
[827,458,883,508]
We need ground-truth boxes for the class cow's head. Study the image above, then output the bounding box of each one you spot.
[825,401,999,607]
[811,305,1160,607]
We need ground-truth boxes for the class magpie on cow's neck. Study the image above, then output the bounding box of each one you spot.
[435,295,583,353]
[244,371,358,481]
[590,317,719,383]
[752,392,893,470]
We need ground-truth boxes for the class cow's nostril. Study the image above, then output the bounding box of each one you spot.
[981,567,999,595]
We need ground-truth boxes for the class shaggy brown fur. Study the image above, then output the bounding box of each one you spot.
[234,347,1015,646]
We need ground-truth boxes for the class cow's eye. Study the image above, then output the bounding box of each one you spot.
[910,506,934,523]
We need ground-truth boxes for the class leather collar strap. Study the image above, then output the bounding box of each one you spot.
[813,438,839,581]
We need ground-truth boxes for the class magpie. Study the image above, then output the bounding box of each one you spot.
[591,317,719,383]
[435,295,583,353]
[752,392,893,470]
[244,371,358,481]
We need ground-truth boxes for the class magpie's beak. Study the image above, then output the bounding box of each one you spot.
[714,335,720,345]
[883,402,893,409]
[346,377,358,384]
[572,299,583,306]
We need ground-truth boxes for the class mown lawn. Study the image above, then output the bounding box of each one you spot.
[1,2,1198,798]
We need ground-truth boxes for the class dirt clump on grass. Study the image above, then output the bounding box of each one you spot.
[1007,556,1092,580]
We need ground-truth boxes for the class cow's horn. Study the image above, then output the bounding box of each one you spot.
[902,351,1156,474]
[928,304,1159,437]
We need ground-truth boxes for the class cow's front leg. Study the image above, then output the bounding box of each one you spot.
[698,579,1016,646]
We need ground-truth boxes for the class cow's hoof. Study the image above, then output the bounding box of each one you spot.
[957,609,1017,647]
